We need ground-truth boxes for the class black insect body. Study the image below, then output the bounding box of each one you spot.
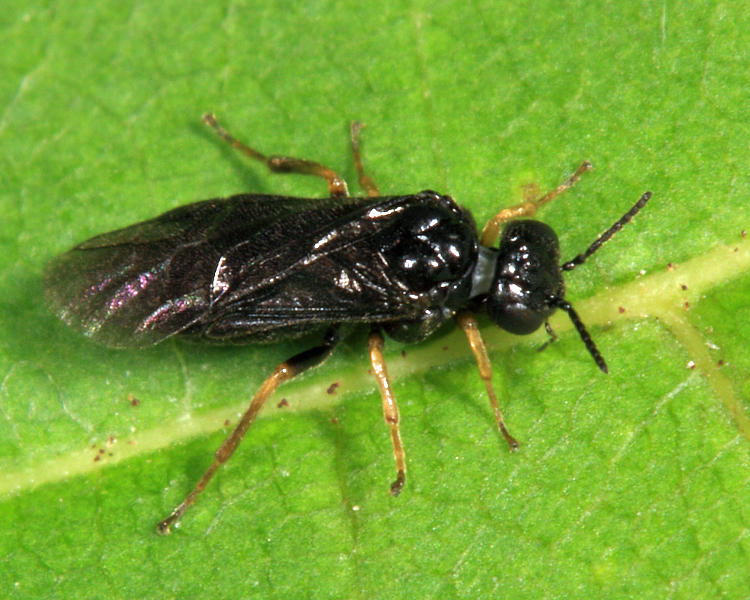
[488,221,566,336]
[48,192,475,347]
[44,115,651,533]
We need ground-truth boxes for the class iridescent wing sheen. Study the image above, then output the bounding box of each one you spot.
[44,194,436,347]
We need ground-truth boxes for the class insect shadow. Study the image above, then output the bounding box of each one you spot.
[43,114,651,533]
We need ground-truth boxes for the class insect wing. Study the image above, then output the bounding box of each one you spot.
[44,195,432,347]
[183,194,455,341]
[46,198,234,347]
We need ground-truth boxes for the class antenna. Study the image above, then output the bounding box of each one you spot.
[550,297,608,373]
[562,191,651,271]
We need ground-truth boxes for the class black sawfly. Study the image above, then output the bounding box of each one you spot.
[44,114,651,533]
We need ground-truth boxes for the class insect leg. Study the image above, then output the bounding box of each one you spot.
[157,327,340,534]
[537,320,558,353]
[456,311,519,450]
[368,329,406,495]
[480,161,593,246]
[350,122,381,197]
[202,113,350,197]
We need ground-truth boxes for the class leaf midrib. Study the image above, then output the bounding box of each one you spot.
[2,238,748,497]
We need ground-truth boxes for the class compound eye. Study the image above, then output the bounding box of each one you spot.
[485,279,548,335]
[488,299,546,335]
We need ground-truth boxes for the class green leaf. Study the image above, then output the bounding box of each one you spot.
[1,1,748,598]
